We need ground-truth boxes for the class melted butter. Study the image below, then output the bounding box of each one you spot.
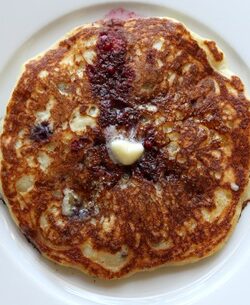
[109,138,144,165]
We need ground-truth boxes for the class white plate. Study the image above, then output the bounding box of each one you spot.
[0,1,250,304]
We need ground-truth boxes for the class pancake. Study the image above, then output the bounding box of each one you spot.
[1,17,250,279]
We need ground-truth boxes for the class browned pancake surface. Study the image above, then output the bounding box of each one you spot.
[1,18,250,279]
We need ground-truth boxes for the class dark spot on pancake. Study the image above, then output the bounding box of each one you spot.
[99,106,118,127]
[85,145,106,168]
[190,99,197,107]
[93,129,106,146]
[120,249,128,258]
[82,142,123,189]
[71,201,99,220]
[100,34,113,52]
[183,175,212,197]
[143,127,167,150]
[165,169,180,181]
[87,22,134,128]
[116,107,140,127]
[146,50,156,64]
[143,139,154,150]
[93,167,122,189]
[143,129,157,150]
[30,121,52,142]
[71,137,91,152]
[134,150,165,182]
[107,65,115,74]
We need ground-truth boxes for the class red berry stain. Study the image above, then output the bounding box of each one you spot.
[143,128,157,150]
[86,20,135,128]
[133,150,165,182]
[143,139,153,150]
[86,20,168,183]
[71,137,91,152]
[103,8,141,21]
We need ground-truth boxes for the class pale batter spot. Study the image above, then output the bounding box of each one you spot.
[214,172,222,180]
[157,59,163,68]
[150,239,173,250]
[167,142,180,160]
[82,242,129,272]
[202,188,232,222]
[230,182,239,192]
[35,96,55,122]
[182,63,192,74]
[102,214,116,233]
[213,79,220,95]
[76,67,84,78]
[153,37,164,50]
[211,150,221,159]
[70,107,96,133]
[16,175,34,193]
[155,116,166,125]
[83,50,96,64]
[37,151,51,171]
[62,188,79,216]
[61,121,68,130]
[138,104,157,112]
[40,214,49,229]
[136,48,142,56]
[60,52,75,66]
[76,87,82,96]
[58,83,70,95]
[168,132,180,142]
[15,139,23,150]
[84,36,97,47]
[27,156,36,168]
[38,70,49,78]
[167,72,176,86]
[86,105,100,117]
[163,124,173,134]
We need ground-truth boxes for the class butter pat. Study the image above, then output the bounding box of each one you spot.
[110,139,144,165]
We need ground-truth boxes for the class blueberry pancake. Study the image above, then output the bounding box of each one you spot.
[1,17,250,279]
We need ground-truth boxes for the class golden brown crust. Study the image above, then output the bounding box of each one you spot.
[1,18,250,279]
[204,40,224,62]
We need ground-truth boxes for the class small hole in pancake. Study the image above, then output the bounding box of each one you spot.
[141,82,154,91]
[87,105,99,117]
[58,83,70,95]
[152,38,164,51]
[190,99,197,106]
[140,115,150,125]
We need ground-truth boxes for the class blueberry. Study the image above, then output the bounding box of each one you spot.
[143,139,154,150]
[30,121,52,142]
[78,208,90,219]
